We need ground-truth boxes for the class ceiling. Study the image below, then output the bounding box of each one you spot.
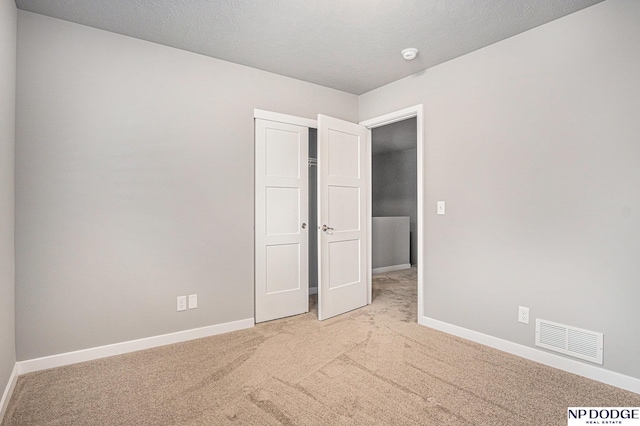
[15,0,604,95]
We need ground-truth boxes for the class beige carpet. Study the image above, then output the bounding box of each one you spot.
[4,267,639,425]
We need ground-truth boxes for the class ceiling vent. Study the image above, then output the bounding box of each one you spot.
[535,319,603,365]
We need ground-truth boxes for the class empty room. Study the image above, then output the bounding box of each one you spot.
[1,0,640,424]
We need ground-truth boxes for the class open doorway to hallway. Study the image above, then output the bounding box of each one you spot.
[371,117,418,272]
[360,104,424,320]
[370,117,418,309]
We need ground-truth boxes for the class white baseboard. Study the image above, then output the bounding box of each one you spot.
[18,318,255,375]
[420,316,640,395]
[309,286,318,295]
[372,263,411,274]
[0,363,19,423]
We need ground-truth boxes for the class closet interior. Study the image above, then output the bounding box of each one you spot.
[308,128,318,295]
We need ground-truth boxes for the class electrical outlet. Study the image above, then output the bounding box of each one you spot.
[177,296,187,312]
[188,294,198,309]
[518,306,529,324]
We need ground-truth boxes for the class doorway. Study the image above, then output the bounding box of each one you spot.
[360,105,424,320]
[370,117,417,272]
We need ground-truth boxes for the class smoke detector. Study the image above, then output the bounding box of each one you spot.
[401,48,419,61]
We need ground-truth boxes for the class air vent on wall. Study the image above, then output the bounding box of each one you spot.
[535,319,603,365]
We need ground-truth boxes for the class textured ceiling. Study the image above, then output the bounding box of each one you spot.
[15,0,604,95]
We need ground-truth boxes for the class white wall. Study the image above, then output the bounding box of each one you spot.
[15,11,358,361]
[0,0,17,404]
[360,0,640,379]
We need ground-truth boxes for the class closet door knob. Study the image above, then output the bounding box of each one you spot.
[301,223,307,229]
[322,224,334,232]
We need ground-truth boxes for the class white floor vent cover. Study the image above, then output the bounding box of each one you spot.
[535,319,603,365]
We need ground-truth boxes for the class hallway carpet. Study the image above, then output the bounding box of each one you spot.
[4,268,639,425]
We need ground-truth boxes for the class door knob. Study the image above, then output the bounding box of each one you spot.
[322,224,334,232]
[301,223,307,229]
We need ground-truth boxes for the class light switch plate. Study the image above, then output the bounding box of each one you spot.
[188,294,198,309]
[437,201,445,215]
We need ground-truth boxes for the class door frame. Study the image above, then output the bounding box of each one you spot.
[254,109,318,129]
[254,109,373,319]
[253,106,424,322]
[360,104,424,319]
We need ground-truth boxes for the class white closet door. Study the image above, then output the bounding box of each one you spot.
[255,119,309,323]
[317,115,368,320]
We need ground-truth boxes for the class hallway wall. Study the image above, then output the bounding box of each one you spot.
[372,146,418,265]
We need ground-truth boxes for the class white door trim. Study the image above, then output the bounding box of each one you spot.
[359,104,425,319]
[254,109,317,129]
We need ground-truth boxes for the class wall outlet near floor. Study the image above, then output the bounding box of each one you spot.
[177,296,187,312]
[188,294,198,309]
[518,306,529,324]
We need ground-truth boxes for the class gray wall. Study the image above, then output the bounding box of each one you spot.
[372,217,410,269]
[0,0,17,401]
[360,0,640,379]
[372,145,418,265]
[15,11,357,361]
